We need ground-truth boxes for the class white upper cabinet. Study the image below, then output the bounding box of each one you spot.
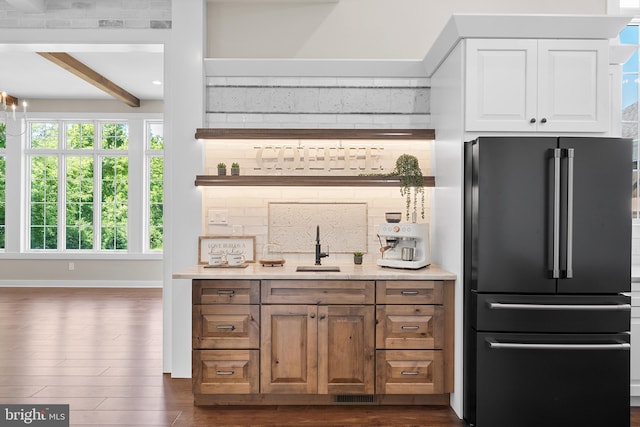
[465,38,609,133]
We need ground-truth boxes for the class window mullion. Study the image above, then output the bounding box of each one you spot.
[95,150,102,251]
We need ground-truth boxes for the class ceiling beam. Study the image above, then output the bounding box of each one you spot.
[5,0,45,13]
[0,93,19,107]
[37,52,141,108]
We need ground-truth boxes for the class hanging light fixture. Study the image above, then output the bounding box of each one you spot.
[1,91,27,136]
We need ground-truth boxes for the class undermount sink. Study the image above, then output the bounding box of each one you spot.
[296,265,341,272]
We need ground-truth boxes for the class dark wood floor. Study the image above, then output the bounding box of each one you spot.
[0,287,637,426]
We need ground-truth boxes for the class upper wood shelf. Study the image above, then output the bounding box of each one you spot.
[195,128,435,140]
[195,175,435,187]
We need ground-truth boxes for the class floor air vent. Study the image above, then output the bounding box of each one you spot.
[334,395,377,404]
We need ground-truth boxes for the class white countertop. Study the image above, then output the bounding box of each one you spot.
[173,262,456,281]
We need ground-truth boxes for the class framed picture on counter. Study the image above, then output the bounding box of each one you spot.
[198,235,257,264]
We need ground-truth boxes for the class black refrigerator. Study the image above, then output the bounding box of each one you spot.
[463,136,632,427]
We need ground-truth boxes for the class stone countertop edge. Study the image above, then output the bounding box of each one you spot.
[172,262,456,281]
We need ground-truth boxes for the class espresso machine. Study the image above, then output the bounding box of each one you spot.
[377,222,431,269]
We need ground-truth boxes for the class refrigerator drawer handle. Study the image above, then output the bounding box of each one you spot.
[487,339,630,351]
[488,302,631,311]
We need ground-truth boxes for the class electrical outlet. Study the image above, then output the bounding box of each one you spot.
[208,209,228,225]
[68,262,75,271]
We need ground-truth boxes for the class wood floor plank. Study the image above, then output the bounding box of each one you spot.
[1,375,167,387]
[70,410,181,426]
[0,385,46,397]
[33,385,166,398]
[0,397,105,410]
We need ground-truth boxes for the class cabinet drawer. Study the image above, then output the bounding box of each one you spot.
[193,305,259,349]
[193,350,259,395]
[262,280,374,304]
[376,305,444,349]
[193,280,259,304]
[376,350,444,395]
[376,281,443,305]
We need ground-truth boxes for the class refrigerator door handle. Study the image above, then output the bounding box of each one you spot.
[486,338,631,351]
[552,148,561,278]
[565,148,575,278]
[488,302,631,311]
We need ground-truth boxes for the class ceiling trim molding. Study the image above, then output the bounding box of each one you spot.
[37,52,141,108]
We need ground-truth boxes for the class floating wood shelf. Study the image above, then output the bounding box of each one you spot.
[195,128,435,140]
[195,175,436,187]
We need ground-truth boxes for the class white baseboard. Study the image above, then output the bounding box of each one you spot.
[0,280,162,288]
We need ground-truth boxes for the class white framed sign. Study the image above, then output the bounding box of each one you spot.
[198,235,256,264]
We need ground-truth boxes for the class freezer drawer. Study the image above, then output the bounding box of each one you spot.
[465,331,630,427]
[473,293,630,333]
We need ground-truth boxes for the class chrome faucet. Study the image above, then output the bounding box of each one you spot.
[315,225,329,265]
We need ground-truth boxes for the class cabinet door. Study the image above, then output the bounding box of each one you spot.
[537,39,608,132]
[318,305,375,395]
[261,305,318,394]
[465,39,537,132]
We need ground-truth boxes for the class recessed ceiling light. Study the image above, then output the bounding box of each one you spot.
[152,80,162,86]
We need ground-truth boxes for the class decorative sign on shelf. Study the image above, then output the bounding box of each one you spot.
[198,235,256,264]
[253,144,385,173]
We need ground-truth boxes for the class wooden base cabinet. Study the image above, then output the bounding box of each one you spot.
[192,278,453,405]
[261,304,375,395]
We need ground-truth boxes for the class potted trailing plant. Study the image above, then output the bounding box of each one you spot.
[392,154,424,222]
[231,162,240,176]
[353,251,364,265]
[217,162,227,176]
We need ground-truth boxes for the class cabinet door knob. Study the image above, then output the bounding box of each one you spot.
[310,313,316,319]
[319,314,326,320]
[530,118,536,123]
[540,118,547,124]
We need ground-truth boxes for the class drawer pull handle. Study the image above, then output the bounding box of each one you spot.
[216,325,236,331]
[401,325,419,330]
[401,370,420,376]
[488,302,631,311]
[216,370,235,376]
[217,290,235,295]
[400,290,419,296]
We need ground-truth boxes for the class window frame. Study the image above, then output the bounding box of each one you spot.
[18,113,162,257]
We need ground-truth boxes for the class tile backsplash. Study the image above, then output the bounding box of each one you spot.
[201,138,431,264]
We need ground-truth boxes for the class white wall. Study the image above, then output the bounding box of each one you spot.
[207,0,607,59]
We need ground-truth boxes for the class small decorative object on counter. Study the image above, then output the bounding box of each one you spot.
[231,162,240,176]
[353,251,364,265]
[259,243,285,267]
[217,162,226,176]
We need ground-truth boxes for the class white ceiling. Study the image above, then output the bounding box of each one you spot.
[0,45,164,103]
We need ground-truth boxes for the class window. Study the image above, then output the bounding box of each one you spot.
[27,120,133,252]
[621,26,640,218]
[146,121,164,251]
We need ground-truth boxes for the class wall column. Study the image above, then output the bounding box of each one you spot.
[164,0,205,376]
